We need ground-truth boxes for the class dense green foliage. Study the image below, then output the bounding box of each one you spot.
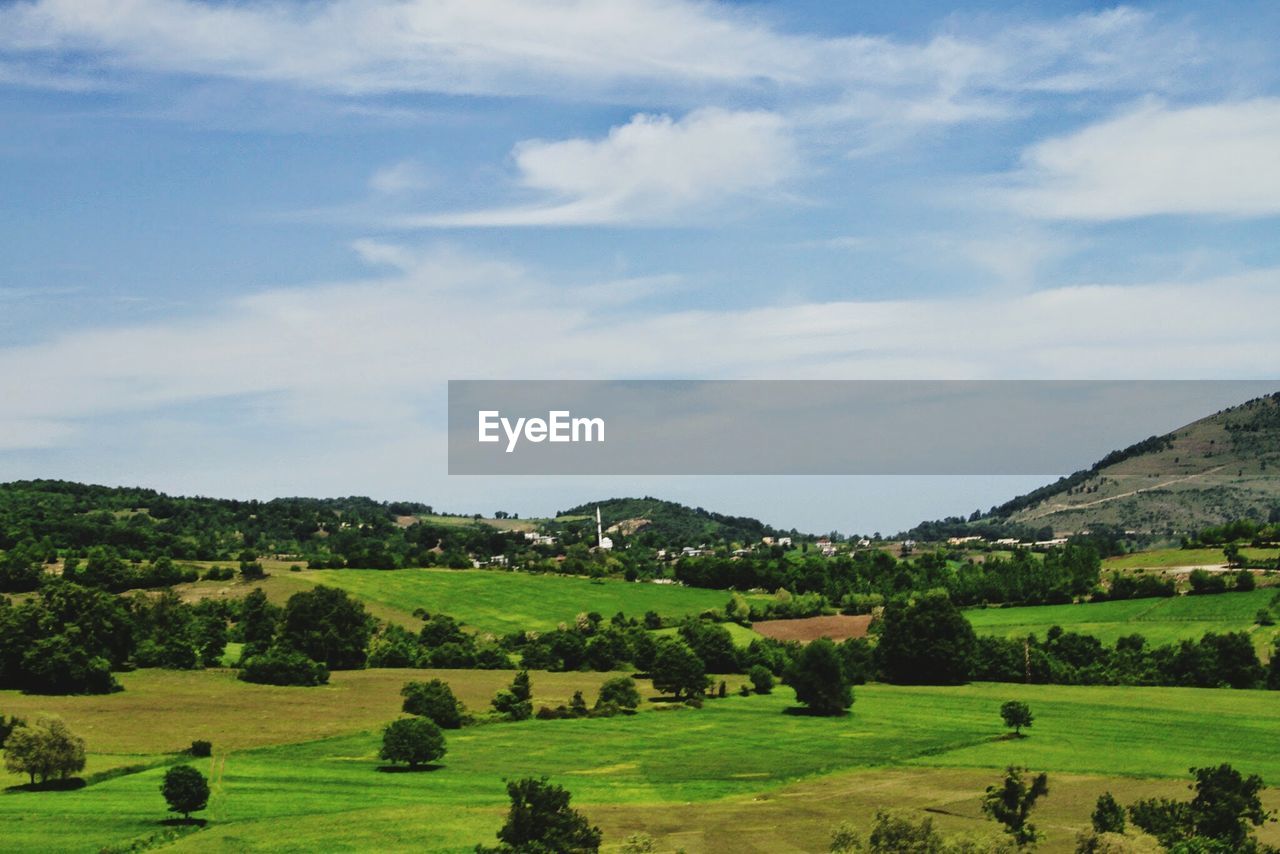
[380,717,446,769]
[401,679,465,729]
[876,592,977,685]
[160,765,209,819]
[477,777,601,854]
[785,638,853,715]
[1128,764,1273,851]
[649,640,709,699]
[237,647,330,686]
[2,715,85,786]
[558,497,788,549]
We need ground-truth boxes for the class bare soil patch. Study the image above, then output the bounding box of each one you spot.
[752,614,871,643]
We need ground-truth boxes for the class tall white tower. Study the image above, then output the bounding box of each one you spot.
[596,506,613,550]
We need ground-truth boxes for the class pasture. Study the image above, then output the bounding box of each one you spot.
[298,568,754,635]
[3,671,1279,853]
[965,588,1280,651]
[1103,546,1279,570]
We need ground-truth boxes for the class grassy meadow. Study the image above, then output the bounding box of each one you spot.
[1102,547,1280,570]
[3,670,1279,853]
[966,587,1280,651]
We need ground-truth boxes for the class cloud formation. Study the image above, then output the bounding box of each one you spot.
[2,248,1278,451]
[1000,98,1280,220]
[403,109,793,226]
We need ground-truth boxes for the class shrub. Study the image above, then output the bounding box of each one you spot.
[595,676,642,712]
[161,765,209,820]
[188,740,212,758]
[379,717,446,769]
[401,679,465,729]
[492,671,533,721]
[748,664,774,694]
[237,648,329,686]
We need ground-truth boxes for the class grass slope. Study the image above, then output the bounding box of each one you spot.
[966,588,1280,651]
[4,674,1280,853]
[302,568,751,635]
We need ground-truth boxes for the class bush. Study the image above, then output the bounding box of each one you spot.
[595,677,641,712]
[379,717,446,769]
[1092,792,1126,834]
[401,679,465,729]
[748,664,774,694]
[237,648,329,686]
[492,671,533,721]
[161,765,209,820]
[188,740,212,758]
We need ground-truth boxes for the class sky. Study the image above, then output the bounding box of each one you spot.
[2,0,1280,534]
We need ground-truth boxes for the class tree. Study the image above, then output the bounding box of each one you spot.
[161,765,210,820]
[492,671,533,721]
[237,588,280,659]
[380,717,446,769]
[1092,792,1126,835]
[2,715,86,786]
[748,664,774,694]
[875,592,976,685]
[595,676,641,712]
[1187,764,1270,849]
[278,586,372,670]
[786,638,853,715]
[401,679,465,729]
[1000,700,1034,737]
[649,640,709,700]
[477,777,602,854]
[568,691,589,717]
[982,766,1049,847]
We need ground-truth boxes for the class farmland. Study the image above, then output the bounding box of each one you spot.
[1102,546,1280,570]
[965,587,1280,650]
[2,672,1279,852]
[298,568,758,635]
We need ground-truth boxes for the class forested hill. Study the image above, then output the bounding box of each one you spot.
[908,393,1280,540]
[556,497,793,547]
[0,481,796,570]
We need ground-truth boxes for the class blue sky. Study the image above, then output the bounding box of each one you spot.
[2,0,1279,533]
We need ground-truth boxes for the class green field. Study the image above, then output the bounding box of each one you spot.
[299,569,754,635]
[966,588,1280,651]
[1103,547,1280,570]
[3,669,1279,853]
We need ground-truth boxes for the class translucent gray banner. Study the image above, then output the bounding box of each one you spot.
[447,380,1279,475]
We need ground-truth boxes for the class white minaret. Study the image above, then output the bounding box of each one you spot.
[596,506,613,550]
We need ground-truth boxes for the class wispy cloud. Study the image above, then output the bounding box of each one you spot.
[2,247,1278,451]
[997,98,1280,220]
[399,109,795,227]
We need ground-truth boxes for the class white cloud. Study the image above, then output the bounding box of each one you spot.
[368,159,432,195]
[2,248,1279,451]
[1000,98,1280,220]
[402,109,794,226]
[0,2,1200,115]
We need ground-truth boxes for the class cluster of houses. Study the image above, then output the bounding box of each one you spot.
[947,535,1070,548]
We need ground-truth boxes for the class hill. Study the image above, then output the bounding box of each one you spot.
[911,393,1280,538]
[555,496,792,547]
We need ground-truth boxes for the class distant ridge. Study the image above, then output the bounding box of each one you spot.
[910,393,1280,538]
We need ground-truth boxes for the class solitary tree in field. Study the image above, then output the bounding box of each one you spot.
[595,676,642,713]
[477,777,601,854]
[1000,700,1034,737]
[379,717,446,770]
[786,638,853,715]
[161,765,210,821]
[748,664,774,694]
[2,715,85,786]
[982,766,1049,847]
